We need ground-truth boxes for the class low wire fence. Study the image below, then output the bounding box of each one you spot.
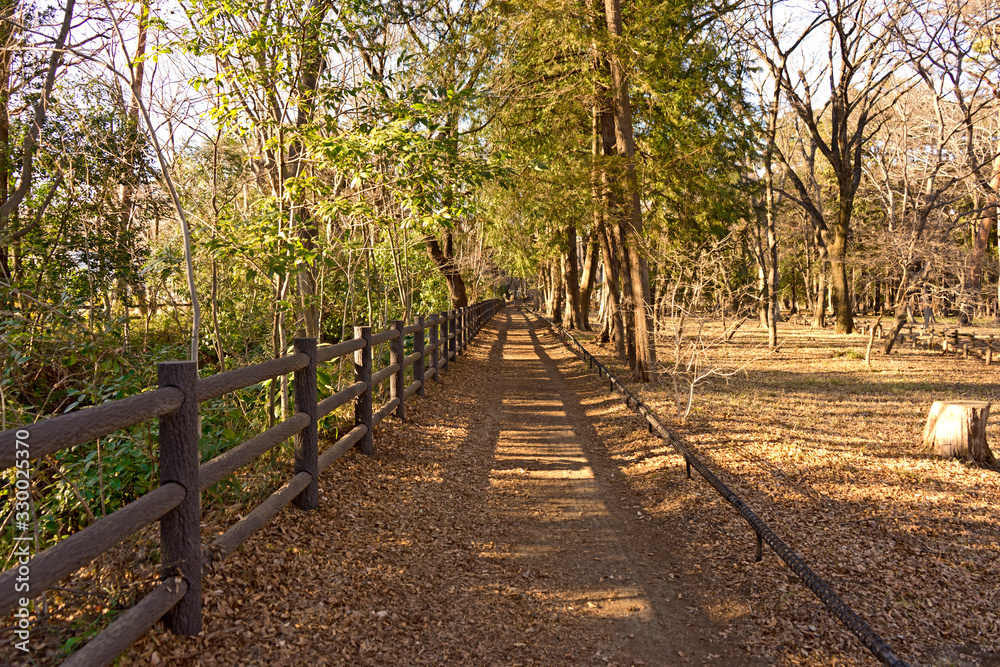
[525,307,909,667]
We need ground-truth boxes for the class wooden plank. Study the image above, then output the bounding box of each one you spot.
[199,414,309,491]
[0,387,183,468]
[370,328,401,345]
[402,351,421,369]
[60,577,188,667]
[204,472,312,566]
[371,362,401,387]
[423,367,438,383]
[404,380,421,400]
[317,381,367,418]
[0,483,185,617]
[373,397,401,427]
[401,323,422,335]
[318,425,368,472]
[316,337,365,363]
[196,353,309,402]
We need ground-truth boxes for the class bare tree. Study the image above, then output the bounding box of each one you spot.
[743,0,907,334]
[859,0,1000,342]
[0,0,78,298]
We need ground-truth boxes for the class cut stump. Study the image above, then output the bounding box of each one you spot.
[922,401,994,464]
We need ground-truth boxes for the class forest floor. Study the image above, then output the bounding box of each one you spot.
[561,310,1000,667]
[7,307,1000,666]
[110,307,757,666]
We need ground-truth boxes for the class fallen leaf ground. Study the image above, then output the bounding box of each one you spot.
[560,312,1000,667]
[7,307,999,666]
[114,308,754,666]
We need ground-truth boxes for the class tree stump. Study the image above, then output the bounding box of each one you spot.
[922,401,995,464]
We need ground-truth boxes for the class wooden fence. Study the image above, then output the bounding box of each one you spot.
[0,299,504,666]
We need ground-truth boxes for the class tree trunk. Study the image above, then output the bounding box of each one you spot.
[828,226,853,334]
[971,138,1000,322]
[603,0,654,380]
[0,0,75,302]
[813,245,827,328]
[424,233,468,308]
[922,401,994,464]
[613,216,637,369]
[543,261,554,316]
[0,0,11,296]
[554,260,565,322]
[593,101,629,361]
[596,221,625,359]
[579,230,600,330]
[766,201,779,349]
[881,313,906,355]
[756,223,768,329]
[562,225,582,329]
[279,0,332,339]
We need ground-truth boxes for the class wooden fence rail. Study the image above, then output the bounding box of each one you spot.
[0,299,504,667]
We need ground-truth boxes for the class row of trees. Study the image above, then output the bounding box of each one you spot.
[520,0,1000,367]
[2,0,999,399]
[0,0,514,538]
[740,0,1000,344]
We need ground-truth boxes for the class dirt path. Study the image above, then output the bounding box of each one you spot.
[118,308,752,667]
[487,310,752,666]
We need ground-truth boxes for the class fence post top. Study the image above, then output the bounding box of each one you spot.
[158,360,197,370]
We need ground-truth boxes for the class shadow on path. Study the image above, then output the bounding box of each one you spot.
[485,310,755,666]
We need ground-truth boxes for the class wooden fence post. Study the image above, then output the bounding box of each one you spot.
[456,308,464,356]
[157,361,202,636]
[449,310,457,364]
[441,311,451,372]
[355,326,373,455]
[391,320,405,419]
[293,338,318,510]
[464,307,470,350]
[464,307,470,352]
[414,316,426,397]
[430,314,441,381]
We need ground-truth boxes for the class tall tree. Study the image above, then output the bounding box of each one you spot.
[601,0,656,379]
[747,0,905,334]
